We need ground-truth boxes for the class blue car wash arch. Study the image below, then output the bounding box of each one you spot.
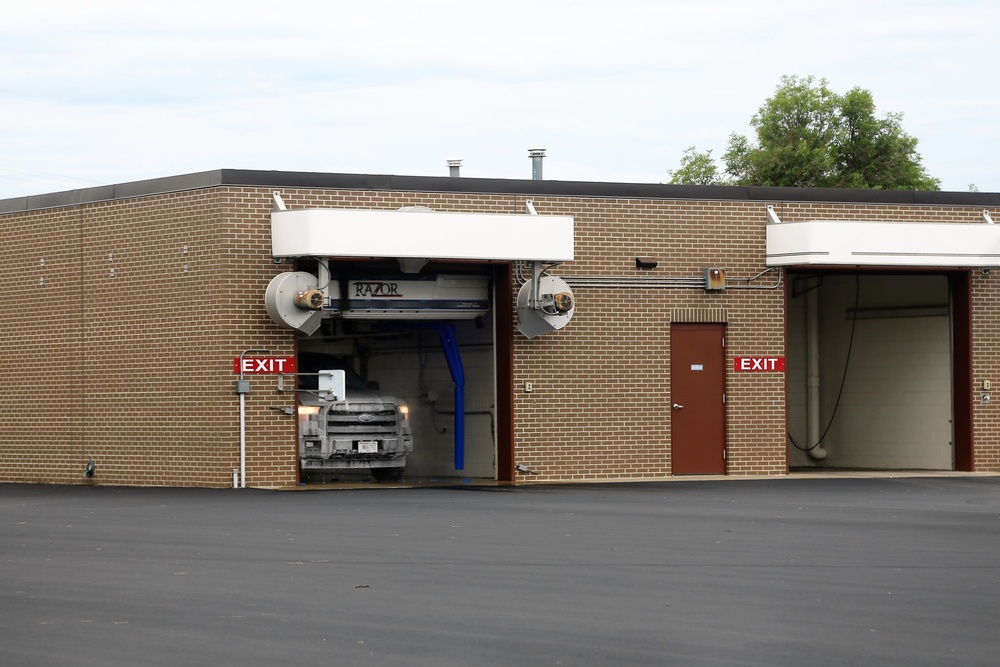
[436,323,467,469]
[263,194,576,475]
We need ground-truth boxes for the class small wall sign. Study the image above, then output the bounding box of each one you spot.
[733,356,785,372]
[233,357,297,374]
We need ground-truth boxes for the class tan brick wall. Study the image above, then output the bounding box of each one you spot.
[0,189,297,487]
[512,197,789,481]
[2,183,997,486]
[971,271,1000,471]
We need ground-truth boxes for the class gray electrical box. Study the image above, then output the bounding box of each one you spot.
[235,380,251,394]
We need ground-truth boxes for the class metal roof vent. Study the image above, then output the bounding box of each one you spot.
[447,159,462,177]
[528,148,546,180]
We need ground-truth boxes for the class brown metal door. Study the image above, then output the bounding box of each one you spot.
[670,323,726,474]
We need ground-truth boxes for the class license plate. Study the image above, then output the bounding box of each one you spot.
[357,441,378,453]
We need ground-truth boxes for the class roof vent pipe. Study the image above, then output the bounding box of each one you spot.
[528,148,546,180]
[447,159,462,177]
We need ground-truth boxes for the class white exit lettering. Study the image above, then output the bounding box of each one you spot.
[233,357,297,374]
[733,356,786,372]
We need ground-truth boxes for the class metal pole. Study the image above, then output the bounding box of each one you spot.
[239,393,247,488]
[806,289,827,460]
[237,347,270,489]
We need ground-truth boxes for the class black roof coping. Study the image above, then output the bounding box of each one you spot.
[1,168,998,214]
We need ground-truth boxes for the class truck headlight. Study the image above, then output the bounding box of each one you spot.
[298,405,321,437]
[398,405,409,422]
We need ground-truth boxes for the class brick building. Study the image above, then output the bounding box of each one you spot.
[2,169,998,487]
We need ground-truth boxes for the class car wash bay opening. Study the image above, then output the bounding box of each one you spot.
[768,211,989,473]
[265,199,574,485]
[784,270,972,471]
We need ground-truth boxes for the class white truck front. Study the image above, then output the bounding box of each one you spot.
[297,352,412,482]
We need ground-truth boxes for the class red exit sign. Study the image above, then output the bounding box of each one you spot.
[233,357,296,374]
[734,356,785,372]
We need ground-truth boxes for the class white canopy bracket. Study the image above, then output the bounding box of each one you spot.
[272,192,287,211]
[766,205,782,225]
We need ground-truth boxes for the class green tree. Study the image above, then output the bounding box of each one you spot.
[669,75,940,190]
[726,75,841,187]
[666,147,722,185]
[829,87,940,190]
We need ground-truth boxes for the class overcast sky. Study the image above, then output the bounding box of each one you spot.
[1,0,997,200]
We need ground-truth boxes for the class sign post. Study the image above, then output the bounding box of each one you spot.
[234,349,283,489]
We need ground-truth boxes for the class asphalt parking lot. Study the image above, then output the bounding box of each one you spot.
[3,475,1000,666]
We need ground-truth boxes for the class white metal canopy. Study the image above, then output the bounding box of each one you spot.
[270,206,575,262]
[766,214,1000,268]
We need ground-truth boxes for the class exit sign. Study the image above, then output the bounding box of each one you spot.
[233,357,296,374]
[733,356,785,372]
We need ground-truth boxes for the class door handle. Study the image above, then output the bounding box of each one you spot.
[672,403,684,410]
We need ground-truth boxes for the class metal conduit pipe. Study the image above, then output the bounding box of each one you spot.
[515,261,560,285]
[726,268,783,290]
[562,268,782,290]
[806,288,827,460]
[565,277,704,288]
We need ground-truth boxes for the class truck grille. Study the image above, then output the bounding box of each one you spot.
[323,403,399,435]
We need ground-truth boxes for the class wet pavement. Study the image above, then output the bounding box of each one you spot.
[3,475,1000,666]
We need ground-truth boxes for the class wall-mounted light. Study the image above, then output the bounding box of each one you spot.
[635,257,658,270]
